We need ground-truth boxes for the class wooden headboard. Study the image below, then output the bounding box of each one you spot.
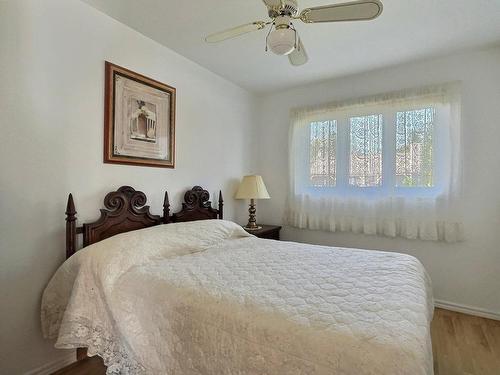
[65,185,224,259]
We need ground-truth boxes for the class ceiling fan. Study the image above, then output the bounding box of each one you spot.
[205,0,383,66]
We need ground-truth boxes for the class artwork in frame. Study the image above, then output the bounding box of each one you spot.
[104,61,176,168]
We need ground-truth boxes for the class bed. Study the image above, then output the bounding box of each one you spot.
[42,186,434,375]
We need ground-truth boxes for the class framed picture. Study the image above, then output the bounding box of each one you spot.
[104,61,176,168]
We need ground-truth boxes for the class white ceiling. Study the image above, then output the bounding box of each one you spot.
[82,0,500,93]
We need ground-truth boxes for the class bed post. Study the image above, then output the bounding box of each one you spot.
[163,191,170,224]
[218,190,223,220]
[65,194,77,259]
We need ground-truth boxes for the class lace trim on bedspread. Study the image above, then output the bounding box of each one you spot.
[56,315,145,375]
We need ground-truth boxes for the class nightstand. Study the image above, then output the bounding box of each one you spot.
[243,225,282,240]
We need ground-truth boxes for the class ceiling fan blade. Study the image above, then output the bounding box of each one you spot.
[288,38,308,66]
[205,22,267,43]
[299,0,383,23]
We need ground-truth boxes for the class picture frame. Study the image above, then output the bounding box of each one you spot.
[104,61,176,168]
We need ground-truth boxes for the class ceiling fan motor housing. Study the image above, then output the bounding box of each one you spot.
[268,0,299,18]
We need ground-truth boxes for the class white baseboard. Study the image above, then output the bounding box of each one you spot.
[435,299,500,321]
[24,351,76,375]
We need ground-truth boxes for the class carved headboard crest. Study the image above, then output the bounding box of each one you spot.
[183,186,212,209]
[80,186,163,249]
[171,186,223,223]
[103,186,149,216]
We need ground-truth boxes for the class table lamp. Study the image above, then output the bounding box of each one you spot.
[235,175,270,230]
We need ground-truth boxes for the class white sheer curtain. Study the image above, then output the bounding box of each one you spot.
[285,83,464,242]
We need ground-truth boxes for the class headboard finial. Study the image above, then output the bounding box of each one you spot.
[163,191,170,224]
[66,193,76,217]
[65,193,77,259]
[218,190,224,220]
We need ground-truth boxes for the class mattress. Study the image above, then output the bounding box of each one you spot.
[42,220,434,374]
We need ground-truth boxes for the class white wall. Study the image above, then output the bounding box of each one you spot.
[256,47,500,317]
[0,0,256,373]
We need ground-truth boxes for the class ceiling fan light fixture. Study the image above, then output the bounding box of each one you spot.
[267,27,296,55]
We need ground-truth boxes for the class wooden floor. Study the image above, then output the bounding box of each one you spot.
[432,308,500,375]
[52,308,500,375]
[52,356,106,375]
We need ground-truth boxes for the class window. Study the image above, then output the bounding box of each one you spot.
[349,115,383,187]
[288,84,463,242]
[309,121,337,187]
[395,108,434,187]
[305,108,436,193]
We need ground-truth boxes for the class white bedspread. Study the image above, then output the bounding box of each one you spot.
[42,220,434,375]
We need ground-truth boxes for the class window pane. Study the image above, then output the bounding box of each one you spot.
[395,108,434,187]
[309,121,337,187]
[349,115,383,187]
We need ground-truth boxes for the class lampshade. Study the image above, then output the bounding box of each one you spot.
[267,28,296,56]
[235,175,270,200]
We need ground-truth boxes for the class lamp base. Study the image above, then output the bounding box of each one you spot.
[244,199,261,231]
[244,225,262,231]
